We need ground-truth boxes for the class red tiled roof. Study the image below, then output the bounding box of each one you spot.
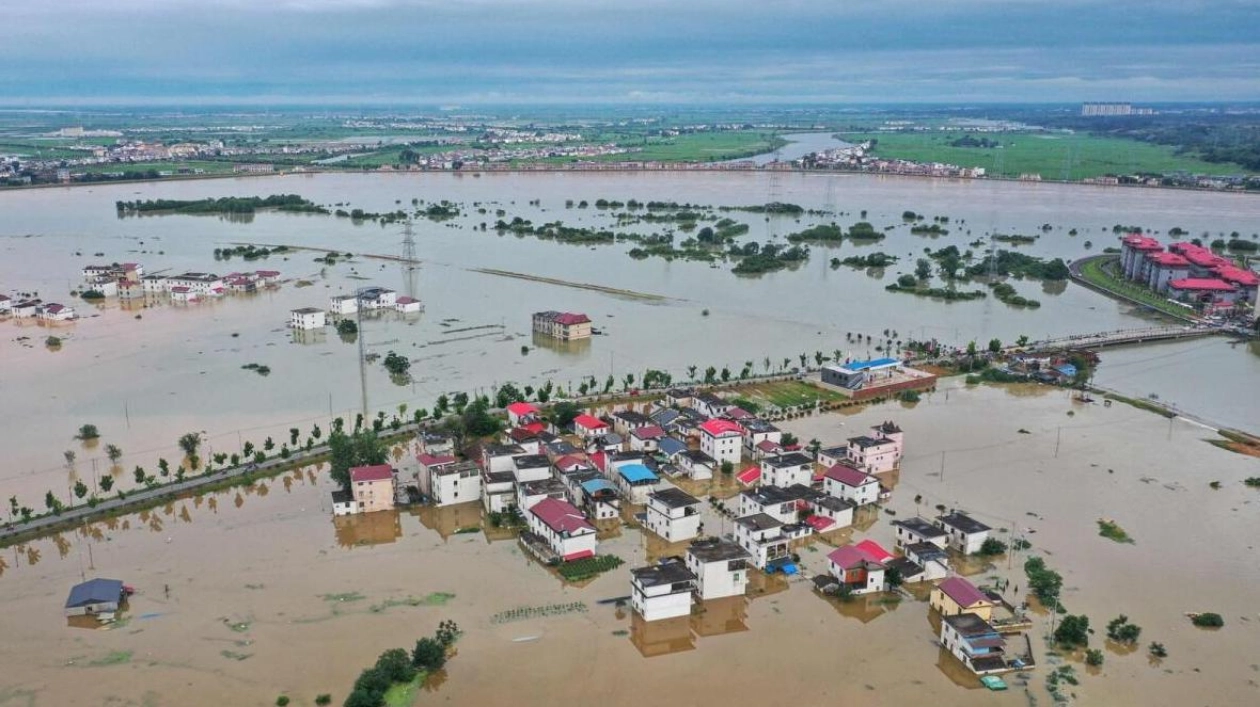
[736,466,761,485]
[563,549,595,562]
[554,312,590,325]
[530,497,595,534]
[417,453,455,467]
[1121,234,1161,250]
[590,450,608,472]
[805,515,835,532]
[574,414,608,430]
[255,270,280,277]
[1214,266,1259,287]
[1169,278,1236,292]
[522,421,546,434]
[350,464,393,483]
[396,296,419,304]
[631,425,666,440]
[756,440,782,452]
[854,539,894,564]
[724,407,754,420]
[1145,252,1189,267]
[699,419,744,437]
[825,464,875,487]
[827,545,875,569]
[936,577,991,608]
[554,454,589,470]
[506,402,539,416]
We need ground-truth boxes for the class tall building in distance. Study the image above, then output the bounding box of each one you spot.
[1081,102,1156,117]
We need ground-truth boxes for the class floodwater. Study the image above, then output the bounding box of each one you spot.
[2,172,1258,506]
[0,384,1256,705]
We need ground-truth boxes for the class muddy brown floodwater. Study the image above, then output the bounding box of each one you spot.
[0,380,1256,706]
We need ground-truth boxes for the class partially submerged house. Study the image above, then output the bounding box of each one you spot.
[64,578,127,617]
[940,613,1028,676]
[350,464,395,514]
[824,541,891,595]
[630,558,697,622]
[936,512,994,555]
[686,538,752,600]
[526,497,598,561]
[643,487,702,543]
[930,576,997,620]
[823,464,881,506]
[892,517,948,549]
[759,452,815,488]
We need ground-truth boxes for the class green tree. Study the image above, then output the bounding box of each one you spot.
[289,428,300,446]
[495,382,523,409]
[73,480,89,499]
[551,401,582,429]
[978,537,1008,556]
[1016,334,1030,347]
[914,258,932,280]
[686,365,698,380]
[720,366,731,382]
[135,467,148,484]
[720,460,734,475]
[412,637,447,671]
[76,424,100,441]
[105,444,123,464]
[896,273,918,288]
[1085,649,1104,666]
[263,436,275,452]
[988,338,1002,353]
[435,394,449,415]
[328,430,388,491]
[1107,615,1142,643]
[99,475,114,492]
[966,341,978,356]
[45,490,60,513]
[63,449,76,467]
[178,432,202,458]
[1055,614,1090,647]
[375,648,416,683]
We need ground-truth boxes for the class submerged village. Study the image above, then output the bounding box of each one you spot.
[2,184,1259,707]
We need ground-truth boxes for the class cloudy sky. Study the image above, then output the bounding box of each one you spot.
[2,0,1258,105]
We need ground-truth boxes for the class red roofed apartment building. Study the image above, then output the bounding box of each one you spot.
[350,464,396,513]
[699,418,744,467]
[527,497,598,561]
[532,310,593,340]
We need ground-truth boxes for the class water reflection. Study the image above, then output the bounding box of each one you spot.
[934,646,983,689]
[334,511,402,548]
[629,613,696,658]
[690,596,749,638]
[412,501,485,541]
[816,590,902,624]
[530,332,592,356]
[291,329,327,346]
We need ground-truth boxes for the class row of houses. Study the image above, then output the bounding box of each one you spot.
[1119,234,1259,314]
[327,288,422,316]
[0,296,76,321]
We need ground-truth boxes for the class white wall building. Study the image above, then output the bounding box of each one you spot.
[527,497,598,561]
[823,464,881,506]
[699,419,744,467]
[428,460,482,507]
[643,488,702,543]
[630,558,697,622]
[290,307,327,330]
[685,538,751,600]
[936,513,994,555]
[759,452,815,488]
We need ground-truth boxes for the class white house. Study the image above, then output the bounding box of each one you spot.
[825,543,888,595]
[10,300,40,318]
[823,464,881,506]
[759,452,815,488]
[612,410,654,437]
[644,488,702,543]
[699,418,743,467]
[677,450,716,481]
[903,542,951,582]
[482,443,526,474]
[395,295,423,313]
[290,307,327,330]
[516,478,570,511]
[940,613,1014,675]
[686,538,751,600]
[0,295,11,314]
[936,512,993,555]
[512,454,552,484]
[692,392,732,418]
[36,303,75,321]
[737,484,816,525]
[573,474,621,521]
[817,445,850,470]
[629,425,667,453]
[573,413,610,439]
[664,388,695,408]
[416,453,456,498]
[331,489,359,516]
[846,421,904,473]
[329,294,359,315]
[170,286,198,304]
[527,497,598,561]
[165,272,224,296]
[733,513,791,570]
[358,287,397,310]
[892,517,949,549]
[428,460,482,507]
[616,463,660,505]
[481,469,517,513]
[807,495,855,533]
[741,418,782,453]
[505,401,540,427]
[630,558,697,621]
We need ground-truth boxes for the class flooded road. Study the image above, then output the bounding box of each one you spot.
[0,385,1256,705]
[1,171,1257,507]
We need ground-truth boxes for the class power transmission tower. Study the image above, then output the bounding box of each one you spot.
[401,220,418,300]
[767,144,783,240]
[356,288,369,421]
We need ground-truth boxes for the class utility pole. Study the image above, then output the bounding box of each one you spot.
[939,451,945,482]
[1054,426,1062,458]
[356,288,369,421]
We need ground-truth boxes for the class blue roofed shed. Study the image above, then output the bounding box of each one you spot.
[618,464,658,484]
[581,478,617,496]
[65,578,125,616]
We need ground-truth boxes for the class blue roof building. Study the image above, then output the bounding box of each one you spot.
[64,578,125,616]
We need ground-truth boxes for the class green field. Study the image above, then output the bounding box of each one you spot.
[841,131,1254,180]
[733,380,849,409]
[1077,256,1197,320]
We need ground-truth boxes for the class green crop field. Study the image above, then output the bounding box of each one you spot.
[840,131,1254,180]
[735,380,848,409]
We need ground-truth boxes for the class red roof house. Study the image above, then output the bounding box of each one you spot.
[573,414,609,436]
[699,419,744,437]
[350,464,393,483]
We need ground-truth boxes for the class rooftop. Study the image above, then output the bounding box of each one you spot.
[699,418,744,437]
[1146,252,1190,267]
[849,435,896,449]
[854,539,894,564]
[618,463,659,484]
[689,540,753,568]
[529,497,595,535]
[631,559,697,588]
[943,612,1000,638]
[291,306,323,314]
[65,578,125,608]
[825,464,876,487]
[904,542,949,563]
[735,513,783,531]
[1122,234,1162,250]
[485,443,526,457]
[893,517,948,539]
[614,410,653,425]
[831,357,899,373]
[434,460,480,477]
[520,478,569,497]
[331,489,354,505]
[827,545,881,570]
[631,424,666,440]
[1169,278,1236,292]
[513,454,551,469]
[937,577,992,608]
[744,484,818,505]
[937,512,993,535]
[506,401,539,416]
[350,464,393,483]
[573,413,608,430]
[650,487,700,508]
[580,477,617,496]
[417,453,456,467]
[764,452,814,468]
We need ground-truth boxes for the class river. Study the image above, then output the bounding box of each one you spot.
[0,171,1257,505]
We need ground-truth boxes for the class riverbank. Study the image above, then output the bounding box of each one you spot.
[1069,254,1199,322]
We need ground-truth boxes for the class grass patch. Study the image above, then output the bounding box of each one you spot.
[732,380,848,409]
[1077,256,1196,321]
[368,592,456,613]
[1097,519,1134,544]
[86,650,133,667]
[1190,612,1224,628]
[383,673,426,707]
[556,555,624,582]
[322,592,366,603]
[220,650,252,661]
[841,130,1254,180]
[490,602,588,624]
[222,618,252,633]
[1102,392,1176,419]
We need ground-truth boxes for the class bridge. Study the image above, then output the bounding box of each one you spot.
[1028,325,1224,352]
